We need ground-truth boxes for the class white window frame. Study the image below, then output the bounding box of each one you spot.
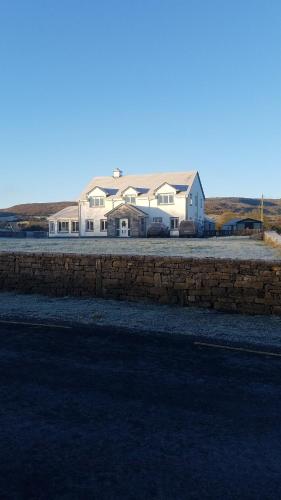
[58,221,69,233]
[49,222,55,233]
[71,221,79,233]
[89,196,105,207]
[86,220,94,232]
[100,219,108,232]
[124,195,136,205]
[170,217,179,230]
[157,193,174,205]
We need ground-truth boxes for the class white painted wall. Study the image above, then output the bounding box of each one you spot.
[186,174,205,224]
[48,220,80,238]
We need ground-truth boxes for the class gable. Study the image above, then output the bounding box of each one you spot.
[87,186,107,198]
[154,183,177,195]
[122,186,139,196]
[105,203,148,218]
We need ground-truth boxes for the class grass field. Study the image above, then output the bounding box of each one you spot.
[0,236,281,260]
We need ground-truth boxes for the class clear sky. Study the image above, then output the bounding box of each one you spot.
[1,0,281,206]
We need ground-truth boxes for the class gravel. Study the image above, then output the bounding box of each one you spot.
[1,292,281,349]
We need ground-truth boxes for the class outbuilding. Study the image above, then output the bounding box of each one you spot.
[222,218,263,233]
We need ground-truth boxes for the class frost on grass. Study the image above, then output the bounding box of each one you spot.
[0,236,281,260]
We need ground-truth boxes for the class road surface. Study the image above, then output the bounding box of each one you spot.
[0,320,281,499]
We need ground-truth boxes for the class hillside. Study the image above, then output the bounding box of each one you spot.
[205,197,281,217]
[205,197,281,230]
[0,202,76,217]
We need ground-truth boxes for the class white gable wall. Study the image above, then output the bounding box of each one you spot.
[88,187,107,197]
[186,174,204,223]
[79,201,108,237]
[122,187,139,196]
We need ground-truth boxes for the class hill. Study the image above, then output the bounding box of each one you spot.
[205,197,281,230]
[205,197,281,217]
[0,202,76,217]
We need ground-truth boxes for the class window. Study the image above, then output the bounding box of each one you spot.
[157,194,174,205]
[124,195,136,204]
[189,194,193,206]
[170,217,179,230]
[153,217,163,223]
[100,219,107,232]
[49,222,55,233]
[86,220,94,232]
[89,196,105,207]
[71,221,79,233]
[58,221,69,233]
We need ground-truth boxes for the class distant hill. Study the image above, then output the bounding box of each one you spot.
[0,202,76,217]
[205,197,281,217]
[205,197,281,230]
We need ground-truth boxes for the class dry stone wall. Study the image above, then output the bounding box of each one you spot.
[0,252,281,315]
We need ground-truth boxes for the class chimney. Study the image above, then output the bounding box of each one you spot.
[113,168,122,178]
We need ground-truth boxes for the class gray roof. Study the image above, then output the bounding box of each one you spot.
[48,206,78,220]
[79,171,201,200]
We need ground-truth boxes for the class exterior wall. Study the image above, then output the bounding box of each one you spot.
[79,201,109,237]
[148,189,186,236]
[1,252,281,316]
[237,221,262,230]
[107,205,146,237]
[49,220,80,238]
[187,174,204,224]
[224,221,263,232]
[122,187,139,196]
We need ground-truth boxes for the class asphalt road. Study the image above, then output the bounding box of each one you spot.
[0,321,281,500]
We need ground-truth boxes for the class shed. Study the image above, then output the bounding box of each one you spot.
[222,218,263,233]
[204,216,216,232]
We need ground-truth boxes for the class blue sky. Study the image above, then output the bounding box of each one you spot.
[1,0,281,206]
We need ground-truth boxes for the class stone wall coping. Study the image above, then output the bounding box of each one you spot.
[1,251,281,267]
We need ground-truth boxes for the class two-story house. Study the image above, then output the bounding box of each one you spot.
[49,169,205,238]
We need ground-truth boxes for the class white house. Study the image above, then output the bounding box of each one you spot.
[49,168,205,238]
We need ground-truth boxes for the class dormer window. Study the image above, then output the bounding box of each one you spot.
[124,195,136,205]
[89,196,105,207]
[157,193,174,205]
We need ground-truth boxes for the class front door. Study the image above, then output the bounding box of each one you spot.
[120,218,129,237]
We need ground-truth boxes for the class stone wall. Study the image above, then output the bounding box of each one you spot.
[0,252,281,315]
